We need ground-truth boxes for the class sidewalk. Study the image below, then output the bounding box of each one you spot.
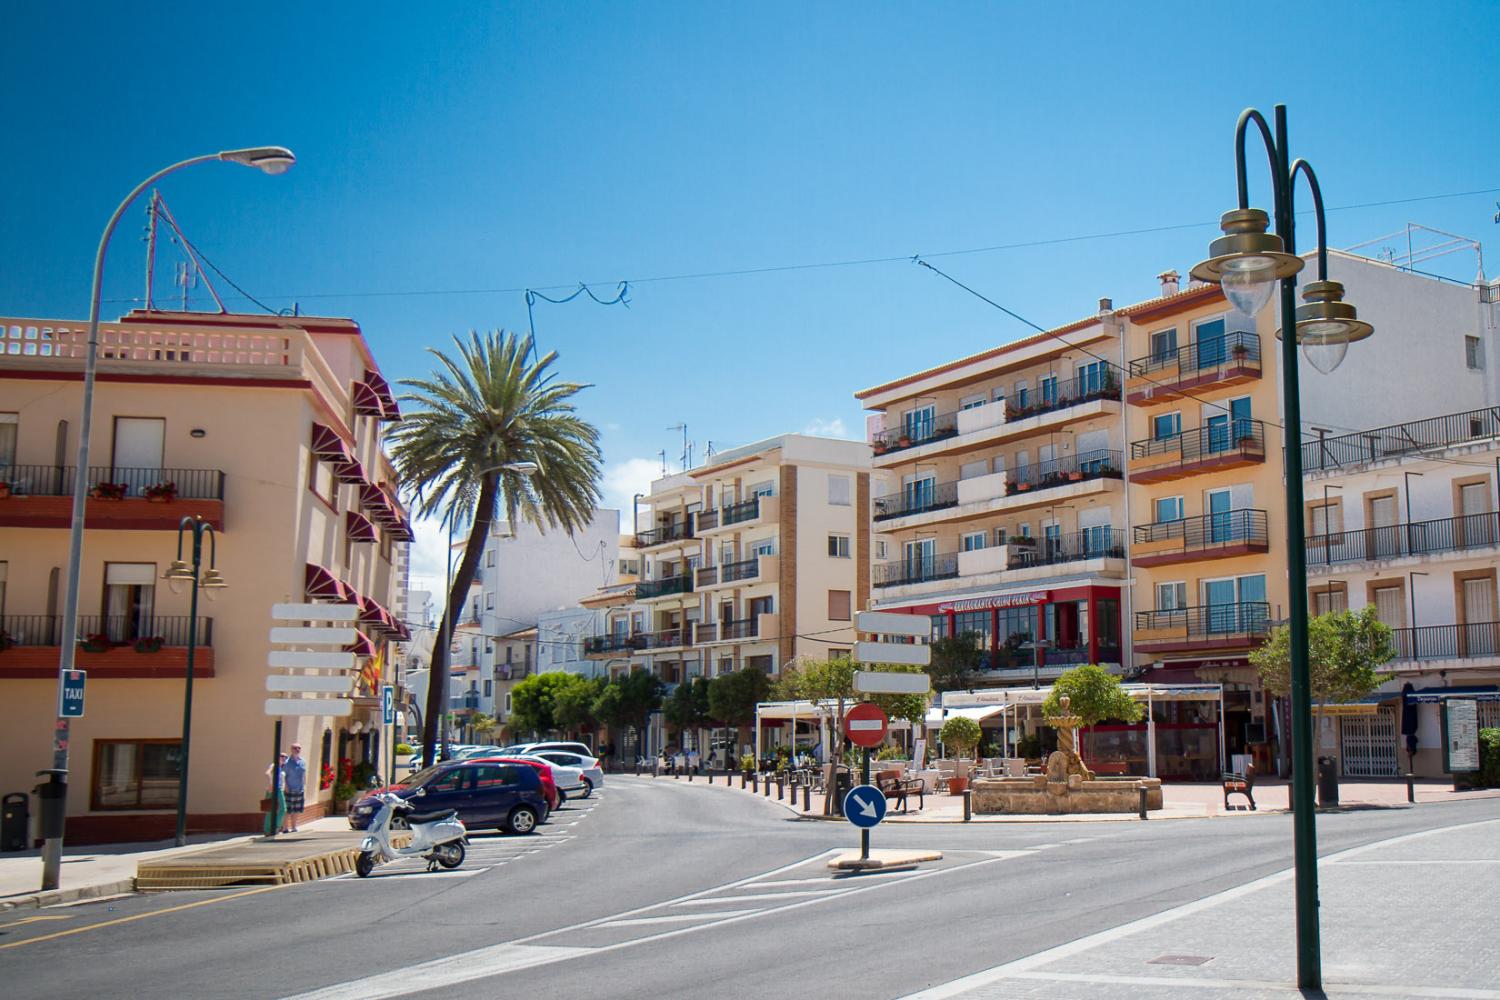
[0,816,349,911]
[639,769,1500,823]
[905,812,1500,999]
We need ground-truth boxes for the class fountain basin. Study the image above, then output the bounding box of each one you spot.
[972,775,1163,815]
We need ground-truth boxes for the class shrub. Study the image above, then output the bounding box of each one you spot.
[395,743,414,755]
[1480,728,1500,789]
[1016,734,1042,759]
[740,752,756,774]
[874,745,907,761]
[939,716,982,758]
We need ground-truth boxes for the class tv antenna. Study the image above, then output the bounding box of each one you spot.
[668,423,691,471]
[142,190,227,312]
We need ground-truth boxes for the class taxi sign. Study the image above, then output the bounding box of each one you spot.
[60,669,86,718]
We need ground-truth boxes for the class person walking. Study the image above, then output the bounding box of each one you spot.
[282,743,307,832]
[264,753,289,836]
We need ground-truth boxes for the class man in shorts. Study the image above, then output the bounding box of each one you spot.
[282,742,307,832]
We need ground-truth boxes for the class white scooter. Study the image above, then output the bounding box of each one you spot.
[355,789,467,877]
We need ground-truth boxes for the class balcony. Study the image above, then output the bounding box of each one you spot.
[1003,368,1122,423]
[1306,512,1500,569]
[695,495,781,536]
[0,614,215,679]
[0,464,226,530]
[701,554,779,591]
[1302,406,1500,473]
[1007,449,1123,496]
[632,626,694,652]
[637,574,694,602]
[697,613,780,646]
[1130,420,1266,484]
[874,480,959,521]
[873,552,960,589]
[583,633,642,657]
[695,565,719,588]
[871,410,960,456]
[1133,509,1271,567]
[635,519,694,550]
[1134,602,1271,654]
[1126,331,1262,405]
[1005,529,1125,569]
[1389,622,1500,664]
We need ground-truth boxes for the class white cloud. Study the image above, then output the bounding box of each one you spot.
[802,417,854,439]
[602,457,663,528]
[407,514,451,593]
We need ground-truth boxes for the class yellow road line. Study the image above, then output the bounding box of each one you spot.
[0,883,292,951]
[2,915,72,926]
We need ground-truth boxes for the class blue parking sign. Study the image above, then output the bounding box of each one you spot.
[381,684,395,725]
[61,670,87,718]
[843,784,886,829]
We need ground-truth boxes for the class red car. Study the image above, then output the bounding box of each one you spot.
[471,756,560,814]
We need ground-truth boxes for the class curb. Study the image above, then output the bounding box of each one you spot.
[1,877,137,912]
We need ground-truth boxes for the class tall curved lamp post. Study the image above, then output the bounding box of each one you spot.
[163,516,226,846]
[41,147,294,890]
[1190,105,1373,990]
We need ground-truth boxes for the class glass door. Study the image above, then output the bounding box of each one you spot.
[1195,318,1227,369]
[1204,579,1236,633]
[904,539,935,583]
[903,405,935,443]
[1207,489,1233,543]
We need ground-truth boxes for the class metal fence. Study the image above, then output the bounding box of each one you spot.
[1006,449,1123,493]
[1389,622,1500,661]
[0,464,225,499]
[872,409,961,453]
[1128,330,1261,378]
[1301,406,1500,471]
[637,574,693,600]
[873,551,961,588]
[1006,528,1125,569]
[1131,419,1266,464]
[1134,602,1271,638]
[2,614,212,647]
[874,479,959,520]
[1134,509,1270,551]
[635,521,694,547]
[1005,366,1122,421]
[1306,511,1500,566]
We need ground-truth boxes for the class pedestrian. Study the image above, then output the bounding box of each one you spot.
[264,753,289,835]
[282,742,307,832]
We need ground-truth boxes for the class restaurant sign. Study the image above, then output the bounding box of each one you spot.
[938,591,1049,613]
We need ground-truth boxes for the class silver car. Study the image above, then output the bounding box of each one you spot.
[527,751,604,798]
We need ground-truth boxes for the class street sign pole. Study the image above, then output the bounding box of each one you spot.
[861,745,871,861]
[268,718,283,838]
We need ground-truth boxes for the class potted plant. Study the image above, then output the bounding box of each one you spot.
[1231,341,1250,362]
[133,635,166,653]
[144,481,178,503]
[897,433,912,448]
[80,633,112,653]
[89,482,128,501]
[1067,469,1084,481]
[872,440,889,456]
[0,482,10,500]
[0,630,13,652]
[939,715,982,794]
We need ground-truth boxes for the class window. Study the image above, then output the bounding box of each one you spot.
[828,590,852,621]
[1013,381,1030,409]
[828,648,851,660]
[1152,412,1181,441]
[961,531,986,552]
[956,610,994,648]
[485,592,495,610]
[307,451,337,510]
[902,405,935,442]
[486,550,496,568]
[930,615,950,640]
[484,679,492,697]
[1039,375,1058,407]
[1150,328,1178,362]
[992,526,1008,546]
[875,540,888,560]
[0,412,16,466]
[1310,502,1342,536]
[102,563,156,642]
[505,693,513,713]
[470,764,517,788]
[750,538,775,557]
[827,533,851,558]
[92,739,181,810]
[1313,587,1347,615]
[827,475,851,506]
[1154,496,1184,524]
[746,655,774,674]
[960,393,986,410]
[1466,335,1484,370]
[1076,360,1109,394]
[1156,582,1187,610]
[1195,317,1227,368]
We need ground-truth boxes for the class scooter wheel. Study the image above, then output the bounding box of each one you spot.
[433,841,465,869]
[355,851,376,878]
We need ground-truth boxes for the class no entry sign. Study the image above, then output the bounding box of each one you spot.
[844,702,889,748]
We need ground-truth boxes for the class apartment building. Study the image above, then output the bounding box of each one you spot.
[1121,275,1285,773]
[1304,407,1500,777]
[855,309,1128,685]
[0,309,410,842]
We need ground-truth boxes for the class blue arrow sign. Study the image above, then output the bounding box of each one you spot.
[381,685,396,725]
[60,669,87,718]
[843,784,886,829]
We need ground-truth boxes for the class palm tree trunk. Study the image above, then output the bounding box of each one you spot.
[421,472,500,767]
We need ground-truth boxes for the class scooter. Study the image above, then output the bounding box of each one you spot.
[355,788,467,877]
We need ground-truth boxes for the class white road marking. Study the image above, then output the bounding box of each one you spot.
[1330,859,1500,865]
[1009,971,1500,998]
[286,944,592,999]
[326,867,490,882]
[747,869,920,888]
[595,910,758,927]
[673,888,851,905]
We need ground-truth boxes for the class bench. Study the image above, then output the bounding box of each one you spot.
[875,769,924,813]
[1222,761,1257,811]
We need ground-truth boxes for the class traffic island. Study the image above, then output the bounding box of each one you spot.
[827,848,943,872]
[135,830,406,890]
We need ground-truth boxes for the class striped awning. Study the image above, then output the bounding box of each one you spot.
[333,456,366,485]
[346,510,378,542]
[344,630,376,658]
[364,371,400,421]
[310,423,353,463]
[351,380,385,418]
[304,563,351,601]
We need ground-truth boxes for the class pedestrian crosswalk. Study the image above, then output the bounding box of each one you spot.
[326,794,603,882]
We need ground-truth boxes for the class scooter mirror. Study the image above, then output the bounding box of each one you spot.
[368,775,382,788]
[413,786,427,797]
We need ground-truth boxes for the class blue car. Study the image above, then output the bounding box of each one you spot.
[348,760,547,835]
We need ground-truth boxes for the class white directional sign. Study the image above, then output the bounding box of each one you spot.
[267,675,356,693]
[264,698,354,717]
[269,626,358,646]
[854,641,932,667]
[272,602,359,621]
[854,669,932,694]
[855,611,930,637]
[268,650,358,670]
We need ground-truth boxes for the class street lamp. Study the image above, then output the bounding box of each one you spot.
[164,516,225,847]
[41,146,294,892]
[1190,105,1374,990]
[1021,638,1052,689]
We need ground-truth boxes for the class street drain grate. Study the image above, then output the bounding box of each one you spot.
[1148,954,1213,966]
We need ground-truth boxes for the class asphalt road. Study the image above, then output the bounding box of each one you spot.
[4,777,1497,1000]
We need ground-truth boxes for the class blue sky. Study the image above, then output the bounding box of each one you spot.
[4,3,1497,584]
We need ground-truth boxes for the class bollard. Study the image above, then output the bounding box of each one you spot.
[1406,773,1415,804]
[764,776,771,797]
[688,767,693,782]
[741,771,747,790]
[1138,783,1148,820]
[803,783,811,812]
[634,760,640,777]
[963,788,972,822]
[777,779,784,800]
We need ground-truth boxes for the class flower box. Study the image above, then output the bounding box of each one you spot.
[133,636,166,653]
[90,482,129,501]
[144,481,178,503]
[79,633,113,653]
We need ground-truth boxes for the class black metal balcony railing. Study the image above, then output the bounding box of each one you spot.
[1128,330,1262,378]
[1006,528,1125,569]
[0,465,225,500]
[635,519,693,548]
[721,557,764,583]
[1003,367,1122,422]
[1302,406,1500,472]
[1135,509,1270,550]
[637,627,692,649]
[872,410,960,454]
[1306,511,1500,566]
[637,574,693,600]
[1134,602,1271,639]
[694,623,718,644]
[695,566,719,588]
[874,480,959,521]
[1390,622,1500,661]
[1131,419,1266,464]
[583,633,639,655]
[720,618,759,641]
[695,508,720,532]
[873,552,961,588]
[1006,449,1123,494]
[0,614,213,647]
[722,497,763,526]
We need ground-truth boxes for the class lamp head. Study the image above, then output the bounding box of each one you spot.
[1275,279,1373,375]
[163,559,195,595]
[218,146,296,175]
[500,461,539,475]
[1190,209,1304,316]
[200,568,228,590]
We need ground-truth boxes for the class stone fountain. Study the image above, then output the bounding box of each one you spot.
[971,696,1163,815]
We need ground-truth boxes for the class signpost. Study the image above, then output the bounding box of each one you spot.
[853,609,932,669]
[382,684,397,787]
[1443,699,1481,784]
[854,670,931,695]
[59,670,86,719]
[843,702,890,860]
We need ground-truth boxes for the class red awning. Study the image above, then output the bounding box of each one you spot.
[364,370,400,421]
[310,423,353,463]
[333,457,366,485]
[358,596,385,632]
[389,618,411,642]
[351,381,385,418]
[344,630,375,658]
[359,483,396,523]
[346,510,378,542]
[304,563,350,601]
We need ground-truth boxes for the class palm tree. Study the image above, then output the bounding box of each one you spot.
[390,330,602,767]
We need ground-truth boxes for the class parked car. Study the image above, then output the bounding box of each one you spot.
[347,760,546,835]
[510,741,594,758]
[468,755,560,814]
[527,751,604,798]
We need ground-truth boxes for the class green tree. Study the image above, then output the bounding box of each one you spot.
[554,675,606,737]
[708,667,770,747]
[928,633,985,692]
[664,676,712,742]
[1251,606,1395,707]
[939,715,982,760]
[1042,664,1145,738]
[509,671,580,737]
[863,662,931,729]
[391,330,603,767]
[592,669,665,754]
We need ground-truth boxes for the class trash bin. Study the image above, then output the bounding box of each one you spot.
[833,769,852,816]
[33,769,68,841]
[1316,756,1339,807]
[1,792,29,852]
